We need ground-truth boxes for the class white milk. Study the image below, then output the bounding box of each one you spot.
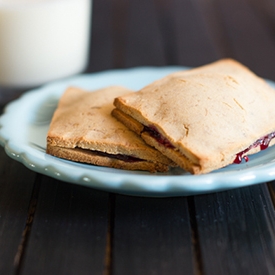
[0,0,92,88]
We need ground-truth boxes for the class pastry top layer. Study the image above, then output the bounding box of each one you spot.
[47,86,172,165]
[114,59,275,170]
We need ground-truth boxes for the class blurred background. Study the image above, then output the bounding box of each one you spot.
[1,0,275,104]
[88,0,275,81]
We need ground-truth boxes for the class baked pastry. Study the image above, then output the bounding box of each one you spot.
[47,86,175,172]
[112,59,275,174]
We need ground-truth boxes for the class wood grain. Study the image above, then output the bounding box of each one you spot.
[87,0,114,72]
[112,195,194,275]
[1,0,275,274]
[154,0,220,66]
[193,184,275,275]
[197,0,275,80]
[0,149,36,275]
[20,177,110,275]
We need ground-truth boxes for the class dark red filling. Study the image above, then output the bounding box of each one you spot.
[143,125,175,149]
[91,150,143,162]
[142,126,275,165]
[234,132,275,164]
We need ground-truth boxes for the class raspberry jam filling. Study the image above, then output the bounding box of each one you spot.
[92,150,143,162]
[142,125,275,165]
[142,126,275,165]
[234,132,275,164]
[143,125,175,149]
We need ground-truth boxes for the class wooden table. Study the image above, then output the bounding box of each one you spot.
[1,0,275,274]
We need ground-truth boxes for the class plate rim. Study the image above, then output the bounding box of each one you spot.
[1,66,275,197]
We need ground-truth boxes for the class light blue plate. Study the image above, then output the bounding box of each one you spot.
[1,67,275,197]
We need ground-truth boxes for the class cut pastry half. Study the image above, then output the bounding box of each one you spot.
[112,59,275,174]
[47,86,175,172]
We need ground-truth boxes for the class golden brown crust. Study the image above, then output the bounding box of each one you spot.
[111,108,144,135]
[113,59,275,174]
[46,145,169,173]
[112,108,201,173]
[47,86,175,172]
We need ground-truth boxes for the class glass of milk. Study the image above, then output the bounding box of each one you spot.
[0,0,92,89]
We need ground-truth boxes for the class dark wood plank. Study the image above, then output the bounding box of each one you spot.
[20,177,110,275]
[0,87,27,107]
[122,0,220,68]
[112,195,194,275]
[0,148,36,275]
[87,0,114,72]
[122,0,166,67]
[111,0,131,68]
[199,0,275,80]
[193,184,275,275]
[2,1,275,275]
[153,0,220,67]
[267,180,275,208]
[194,0,236,58]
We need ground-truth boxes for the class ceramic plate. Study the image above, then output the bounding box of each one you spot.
[1,67,275,197]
